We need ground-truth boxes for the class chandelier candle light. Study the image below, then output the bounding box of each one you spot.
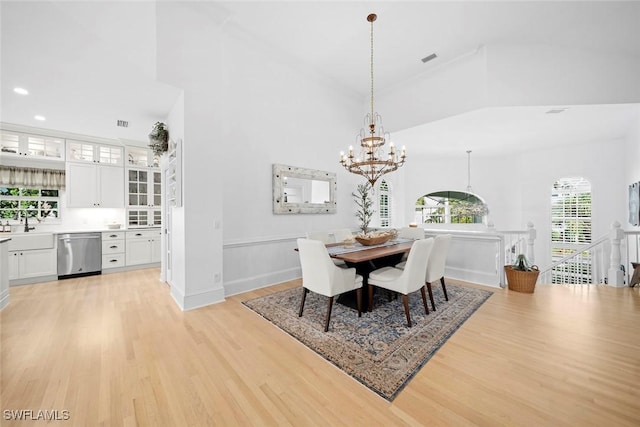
[340,13,406,186]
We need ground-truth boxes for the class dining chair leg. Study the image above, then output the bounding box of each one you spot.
[298,287,308,317]
[440,277,449,301]
[402,294,412,327]
[426,282,436,311]
[368,284,374,312]
[420,286,430,315]
[324,296,334,332]
[356,288,362,317]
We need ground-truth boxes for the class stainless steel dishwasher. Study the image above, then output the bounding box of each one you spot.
[57,233,102,279]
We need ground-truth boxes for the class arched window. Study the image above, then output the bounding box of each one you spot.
[551,177,592,283]
[415,191,487,224]
[378,180,390,227]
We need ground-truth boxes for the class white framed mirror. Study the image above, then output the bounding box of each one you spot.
[272,164,337,214]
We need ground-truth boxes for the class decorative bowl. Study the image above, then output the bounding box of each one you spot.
[107,223,122,230]
[355,234,392,246]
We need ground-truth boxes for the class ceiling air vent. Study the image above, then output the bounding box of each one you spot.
[421,53,438,63]
[545,108,567,114]
[116,119,129,127]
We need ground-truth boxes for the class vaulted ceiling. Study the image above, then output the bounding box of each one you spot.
[1,1,639,152]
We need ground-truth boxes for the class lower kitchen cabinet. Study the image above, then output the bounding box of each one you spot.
[125,229,161,266]
[102,231,125,269]
[8,248,57,280]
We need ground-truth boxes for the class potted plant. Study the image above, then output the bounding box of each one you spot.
[148,122,169,156]
[351,183,393,245]
[353,182,374,236]
[504,254,539,293]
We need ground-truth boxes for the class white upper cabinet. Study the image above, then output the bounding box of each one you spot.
[125,146,160,168]
[67,139,123,165]
[0,130,64,161]
[67,163,124,208]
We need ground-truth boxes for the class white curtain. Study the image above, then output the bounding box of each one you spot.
[0,166,65,189]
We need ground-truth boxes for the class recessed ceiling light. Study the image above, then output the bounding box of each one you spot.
[14,87,29,95]
[34,115,46,121]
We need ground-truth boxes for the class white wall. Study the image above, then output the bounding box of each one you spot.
[625,107,640,231]
[398,136,628,270]
[156,2,366,300]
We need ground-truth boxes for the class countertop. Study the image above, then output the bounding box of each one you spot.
[0,226,160,236]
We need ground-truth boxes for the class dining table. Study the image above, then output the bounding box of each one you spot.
[326,238,415,311]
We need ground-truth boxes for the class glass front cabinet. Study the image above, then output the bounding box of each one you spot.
[126,167,161,228]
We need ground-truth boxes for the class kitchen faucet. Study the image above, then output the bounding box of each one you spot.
[14,210,35,232]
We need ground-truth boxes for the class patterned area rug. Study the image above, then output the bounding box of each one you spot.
[243,283,493,400]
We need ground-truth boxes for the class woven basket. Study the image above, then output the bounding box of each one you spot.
[355,234,392,246]
[505,265,539,293]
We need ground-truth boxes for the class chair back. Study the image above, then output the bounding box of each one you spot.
[331,228,353,243]
[297,238,338,295]
[398,227,425,240]
[399,237,434,294]
[306,231,332,243]
[425,234,452,282]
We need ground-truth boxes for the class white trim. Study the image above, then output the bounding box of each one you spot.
[224,267,301,298]
[0,288,9,310]
[170,285,225,311]
[223,233,302,249]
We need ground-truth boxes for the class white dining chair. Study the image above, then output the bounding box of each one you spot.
[306,231,332,243]
[368,238,434,327]
[395,234,452,311]
[297,238,363,332]
[424,234,452,310]
[396,227,425,265]
[397,227,425,240]
[331,228,353,243]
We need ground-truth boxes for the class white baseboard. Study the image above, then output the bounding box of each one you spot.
[223,267,301,298]
[170,285,225,311]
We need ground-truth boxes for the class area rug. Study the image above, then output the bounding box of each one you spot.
[243,282,493,400]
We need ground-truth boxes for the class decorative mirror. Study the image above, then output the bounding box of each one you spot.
[272,164,337,214]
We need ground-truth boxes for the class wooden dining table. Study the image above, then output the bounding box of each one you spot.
[327,239,415,311]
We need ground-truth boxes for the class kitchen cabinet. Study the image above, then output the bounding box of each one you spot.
[9,249,57,281]
[67,163,124,208]
[127,168,161,208]
[66,140,123,165]
[0,130,64,161]
[102,231,125,269]
[127,167,161,227]
[125,229,161,266]
[8,233,57,281]
[125,146,160,168]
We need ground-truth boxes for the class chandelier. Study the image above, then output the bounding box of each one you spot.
[339,13,406,187]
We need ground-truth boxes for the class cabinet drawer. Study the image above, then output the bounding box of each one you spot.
[102,231,125,241]
[126,229,161,240]
[102,240,125,254]
[102,253,125,269]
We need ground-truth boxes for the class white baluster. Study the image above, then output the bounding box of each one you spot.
[608,221,624,286]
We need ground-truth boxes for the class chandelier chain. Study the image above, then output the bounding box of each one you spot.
[339,13,407,187]
[370,17,374,121]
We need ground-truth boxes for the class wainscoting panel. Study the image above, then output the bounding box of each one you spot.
[223,235,302,297]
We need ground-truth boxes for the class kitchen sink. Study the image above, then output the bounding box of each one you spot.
[7,233,55,251]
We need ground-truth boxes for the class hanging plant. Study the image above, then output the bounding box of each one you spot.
[148,121,169,156]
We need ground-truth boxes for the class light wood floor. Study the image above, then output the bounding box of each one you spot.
[2,269,639,426]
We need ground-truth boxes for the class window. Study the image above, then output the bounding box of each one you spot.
[415,191,487,224]
[550,177,592,284]
[378,180,390,227]
[0,187,60,220]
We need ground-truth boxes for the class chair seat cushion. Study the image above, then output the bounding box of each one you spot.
[395,261,407,270]
[369,266,403,283]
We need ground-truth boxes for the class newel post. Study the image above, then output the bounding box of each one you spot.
[608,221,624,287]
[526,222,536,264]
